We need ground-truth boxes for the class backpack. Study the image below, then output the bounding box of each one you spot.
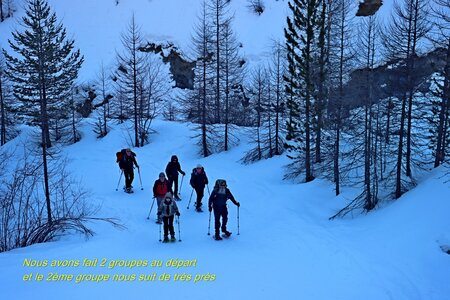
[116,149,134,168]
[116,150,124,163]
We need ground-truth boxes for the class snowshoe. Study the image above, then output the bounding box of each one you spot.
[162,237,169,243]
[124,187,133,193]
[174,196,181,201]
[223,231,232,237]
[214,234,223,241]
[195,206,203,212]
[156,219,162,224]
[170,236,176,242]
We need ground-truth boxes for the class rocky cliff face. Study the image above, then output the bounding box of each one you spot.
[339,48,447,109]
[139,42,196,90]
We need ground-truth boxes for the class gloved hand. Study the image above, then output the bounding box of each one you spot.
[208,207,212,212]
[236,202,240,207]
[181,171,186,176]
[176,212,180,216]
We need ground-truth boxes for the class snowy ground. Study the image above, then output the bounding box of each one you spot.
[0,1,448,298]
[1,119,449,300]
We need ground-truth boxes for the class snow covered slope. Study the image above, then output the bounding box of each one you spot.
[0,1,448,299]
[0,119,449,300]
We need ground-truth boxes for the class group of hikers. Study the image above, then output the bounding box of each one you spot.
[116,149,240,242]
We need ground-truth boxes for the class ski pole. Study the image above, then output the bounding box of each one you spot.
[147,197,156,219]
[115,170,124,191]
[177,215,182,242]
[237,205,240,235]
[179,175,184,196]
[207,210,211,235]
[207,184,211,196]
[159,219,162,242]
[137,167,143,190]
[186,188,194,209]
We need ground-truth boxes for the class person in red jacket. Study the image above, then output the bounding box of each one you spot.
[153,172,172,224]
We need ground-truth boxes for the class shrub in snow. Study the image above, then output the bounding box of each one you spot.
[0,147,122,252]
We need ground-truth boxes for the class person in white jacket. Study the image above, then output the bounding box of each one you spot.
[157,192,180,242]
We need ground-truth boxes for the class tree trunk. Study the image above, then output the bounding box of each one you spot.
[37,5,52,223]
[334,125,340,195]
[434,38,450,167]
[102,70,107,136]
[268,82,273,157]
[315,0,327,164]
[334,0,346,196]
[39,73,52,225]
[385,98,392,144]
[257,75,262,159]
[0,0,4,22]
[215,2,221,124]
[202,49,208,157]
[396,95,407,199]
[224,48,229,151]
[0,74,5,145]
[133,41,139,147]
[304,4,314,183]
[275,47,281,156]
[405,0,419,178]
[72,99,76,144]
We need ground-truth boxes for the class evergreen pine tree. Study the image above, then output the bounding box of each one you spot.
[284,0,323,182]
[114,14,146,147]
[2,0,83,224]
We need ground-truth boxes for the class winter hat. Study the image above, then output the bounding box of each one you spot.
[164,192,173,200]
[159,172,165,178]
[171,155,178,162]
[196,164,202,169]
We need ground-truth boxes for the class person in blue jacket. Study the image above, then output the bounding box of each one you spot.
[208,179,240,240]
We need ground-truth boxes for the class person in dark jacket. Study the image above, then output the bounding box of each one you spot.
[119,148,139,193]
[157,192,180,242]
[208,179,240,240]
[165,155,185,200]
[153,172,172,224]
[190,164,209,212]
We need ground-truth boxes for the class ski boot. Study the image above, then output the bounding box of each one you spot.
[195,203,203,212]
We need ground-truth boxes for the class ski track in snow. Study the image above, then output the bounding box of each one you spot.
[0,119,449,300]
